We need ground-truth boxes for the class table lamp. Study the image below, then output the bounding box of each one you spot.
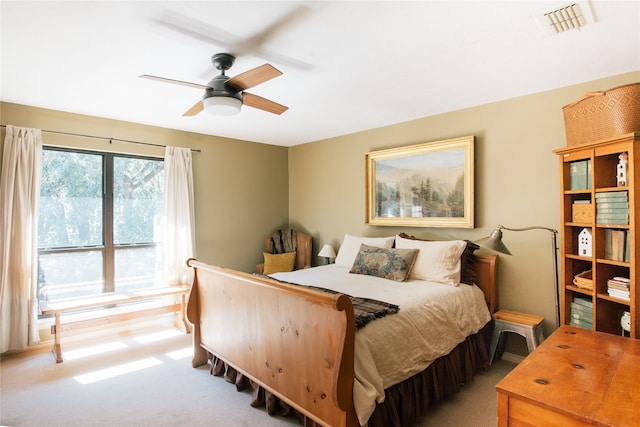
[318,244,336,265]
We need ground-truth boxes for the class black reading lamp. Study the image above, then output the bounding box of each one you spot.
[476,225,560,327]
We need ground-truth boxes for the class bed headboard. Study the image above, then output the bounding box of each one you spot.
[473,254,498,314]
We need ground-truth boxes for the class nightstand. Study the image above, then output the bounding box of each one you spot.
[489,310,545,365]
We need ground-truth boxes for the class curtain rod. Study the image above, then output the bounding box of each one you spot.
[0,124,201,153]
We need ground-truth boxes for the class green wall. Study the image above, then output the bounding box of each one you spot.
[0,102,289,273]
[2,70,639,339]
[289,70,640,336]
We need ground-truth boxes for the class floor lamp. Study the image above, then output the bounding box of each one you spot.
[476,225,560,327]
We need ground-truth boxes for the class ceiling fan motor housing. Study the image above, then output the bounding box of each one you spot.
[204,74,242,102]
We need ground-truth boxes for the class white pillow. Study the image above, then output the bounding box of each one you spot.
[395,235,467,286]
[334,234,395,268]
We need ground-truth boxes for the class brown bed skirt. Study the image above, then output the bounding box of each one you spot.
[207,323,491,426]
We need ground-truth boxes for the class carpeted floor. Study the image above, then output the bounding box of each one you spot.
[1,320,515,427]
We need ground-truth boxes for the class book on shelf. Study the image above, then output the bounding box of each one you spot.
[572,296,593,308]
[571,310,593,323]
[569,294,594,329]
[607,276,630,301]
[570,318,593,330]
[570,302,593,316]
[604,229,627,261]
[607,283,629,291]
[596,204,629,212]
[595,191,628,225]
[595,191,628,200]
[570,160,591,190]
[608,277,630,286]
[596,215,629,225]
[607,289,630,301]
[625,230,630,263]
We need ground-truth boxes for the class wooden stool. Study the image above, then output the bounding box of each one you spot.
[489,310,545,365]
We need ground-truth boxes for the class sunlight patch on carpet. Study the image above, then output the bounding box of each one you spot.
[73,357,162,384]
[166,346,193,360]
[63,341,128,361]
[133,328,183,344]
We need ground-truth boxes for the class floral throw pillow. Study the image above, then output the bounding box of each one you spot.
[349,244,418,282]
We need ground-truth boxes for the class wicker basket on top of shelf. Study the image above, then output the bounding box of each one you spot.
[563,83,640,146]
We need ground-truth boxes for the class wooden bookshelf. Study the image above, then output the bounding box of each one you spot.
[554,133,638,338]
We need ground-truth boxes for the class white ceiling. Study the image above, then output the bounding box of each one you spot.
[1,1,639,147]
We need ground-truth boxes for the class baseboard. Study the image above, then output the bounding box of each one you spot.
[501,351,525,364]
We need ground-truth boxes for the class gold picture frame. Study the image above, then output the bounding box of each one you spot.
[365,136,474,228]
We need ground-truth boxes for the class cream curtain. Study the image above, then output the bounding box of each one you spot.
[162,146,195,286]
[0,125,43,352]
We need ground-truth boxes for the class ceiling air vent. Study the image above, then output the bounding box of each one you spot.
[535,2,595,35]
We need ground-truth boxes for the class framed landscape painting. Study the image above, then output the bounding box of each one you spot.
[365,136,474,228]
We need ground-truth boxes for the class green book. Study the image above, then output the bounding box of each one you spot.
[595,191,628,199]
[625,230,631,263]
[570,160,590,190]
[596,206,629,214]
[570,318,593,330]
[596,217,628,225]
[572,297,593,308]
[571,312,593,323]
[605,229,613,259]
[570,303,593,317]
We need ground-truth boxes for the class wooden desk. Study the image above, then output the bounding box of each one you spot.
[496,325,640,426]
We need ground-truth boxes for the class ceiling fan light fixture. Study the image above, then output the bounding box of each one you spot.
[203,95,242,116]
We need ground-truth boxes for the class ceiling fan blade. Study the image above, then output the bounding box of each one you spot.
[139,74,207,90]
[155,12,239,49]
[233,5,312,56]
[157,6,314,71]
[243,92,288,115]
[183,100,204,116]
[226,64,282,91]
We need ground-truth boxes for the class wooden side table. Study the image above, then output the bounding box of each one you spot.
[496,325,640,426]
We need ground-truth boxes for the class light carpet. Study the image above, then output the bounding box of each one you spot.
[1,320,514,427]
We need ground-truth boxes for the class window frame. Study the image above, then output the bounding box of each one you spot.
[38,146,163,297]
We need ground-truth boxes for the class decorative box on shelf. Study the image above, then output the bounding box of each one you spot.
[572,201,592,223]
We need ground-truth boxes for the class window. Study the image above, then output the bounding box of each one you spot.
[37,148,164,302]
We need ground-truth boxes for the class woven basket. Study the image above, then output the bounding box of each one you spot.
[563,83,640,146]
[573,270,593,290]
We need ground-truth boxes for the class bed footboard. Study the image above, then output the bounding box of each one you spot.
[186,259,358,427]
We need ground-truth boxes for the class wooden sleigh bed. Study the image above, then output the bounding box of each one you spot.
[186,243,498,427]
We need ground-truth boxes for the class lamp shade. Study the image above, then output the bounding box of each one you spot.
[203,96,242,115]
[475,228,512,255]
[318,244,336,259]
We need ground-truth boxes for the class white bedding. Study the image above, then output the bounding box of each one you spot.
[269,264,491,426]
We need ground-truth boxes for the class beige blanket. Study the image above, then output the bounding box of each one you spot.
[270,265,491,426]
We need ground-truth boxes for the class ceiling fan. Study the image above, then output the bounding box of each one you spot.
[140,52,287,116]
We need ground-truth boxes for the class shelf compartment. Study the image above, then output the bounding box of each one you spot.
[563,227,593,258]
[594,227,631,262]
[595,297,629,335]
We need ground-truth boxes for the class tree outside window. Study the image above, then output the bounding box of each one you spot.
[37,148,163,303]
